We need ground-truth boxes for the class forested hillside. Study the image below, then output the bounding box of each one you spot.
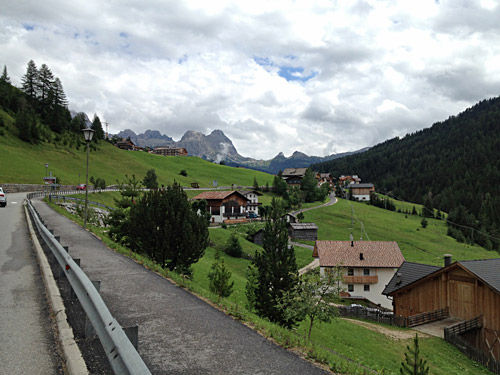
[315,96,500,251]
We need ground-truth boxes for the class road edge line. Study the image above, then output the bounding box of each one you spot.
[24,201,89,375]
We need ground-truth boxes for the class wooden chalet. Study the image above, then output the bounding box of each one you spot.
[115,139,138,151]
[385,258,500,360]
[350,183,375,201]
[282,168,308,186]
[192,191,249,224]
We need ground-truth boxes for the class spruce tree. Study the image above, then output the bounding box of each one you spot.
[400,334,429,375]
[247,198,299,327]
[1,65,11,84]
[21,60,39,100]
[224,233,243,257]
[38,63,54,103]
[300,168,318,203]
[208,252,234,300]
[143,169,159,190]
[91,114,105,140]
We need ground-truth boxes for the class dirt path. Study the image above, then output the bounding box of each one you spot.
[342,318,428,340]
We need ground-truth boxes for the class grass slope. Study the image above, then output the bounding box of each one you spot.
[0,111,273,187]
[304,198,497,265]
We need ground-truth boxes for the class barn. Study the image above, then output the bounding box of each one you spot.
[385,258,500,361]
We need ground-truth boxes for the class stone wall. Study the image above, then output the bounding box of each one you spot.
[0,183,77,193]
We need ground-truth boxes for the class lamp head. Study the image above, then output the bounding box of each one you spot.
[82,128,95,142]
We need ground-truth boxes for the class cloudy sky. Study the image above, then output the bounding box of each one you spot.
[2,0,500,159]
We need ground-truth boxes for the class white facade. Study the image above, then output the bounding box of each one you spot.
[352,194,371,201]
[208,205,246,223]
[243,192,260,215]
[320,266,398,310]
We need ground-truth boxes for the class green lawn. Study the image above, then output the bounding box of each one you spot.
[0,112,274,188]
[304,198,497,266]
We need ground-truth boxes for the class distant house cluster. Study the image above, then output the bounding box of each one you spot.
[113,139,188,157]
[150,146,188,156]
[281,168,334,188]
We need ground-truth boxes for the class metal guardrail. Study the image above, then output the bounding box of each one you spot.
[26,197,151,375]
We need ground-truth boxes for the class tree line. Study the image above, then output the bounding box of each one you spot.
[0,61,104,145]
[314,96,500,251]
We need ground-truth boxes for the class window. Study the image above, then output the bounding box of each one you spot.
[363,268,370,276]
[348,284,354,292]
[364,285,370,292]
[347,268,354,276]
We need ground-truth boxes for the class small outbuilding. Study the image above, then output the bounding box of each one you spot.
[288,222,318,241]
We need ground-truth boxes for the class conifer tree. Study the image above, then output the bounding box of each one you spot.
[1,65,11,84]
[91,114,105,140]
[300,168,318,203]
[208,251,234,300]
[38,63,54,103]
[224,233,243,258]
[21,60,39,100]
[143,169,158,190]
[247,198,299,327]
[400,334,429,375]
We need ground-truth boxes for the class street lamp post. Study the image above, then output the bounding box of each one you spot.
[82,128,95,229]
[44,163,49,196]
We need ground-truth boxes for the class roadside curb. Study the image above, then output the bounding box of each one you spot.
[24,201,88,375]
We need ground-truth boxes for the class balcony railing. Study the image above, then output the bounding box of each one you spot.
[343,275,378,284]
[223,212,247,218]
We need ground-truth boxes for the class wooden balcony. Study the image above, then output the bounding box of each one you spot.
[343,275,378,284]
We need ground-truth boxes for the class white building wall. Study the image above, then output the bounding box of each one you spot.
[320,266,397,310]
[353,194,370,201]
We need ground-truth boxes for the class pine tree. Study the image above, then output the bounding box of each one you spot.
[38,63,54,103]
[1,65,11,84]
[422,192,434,218]
[52,78,68,107]
[300,168,319,203]
[247,198,299,327]
[91,114,105,140]
[400,334,429,375]
[253,176,259,191]
[21,60,39,100]
[224,233,243,257]
[208,251,234,300]
[143,169,158,190]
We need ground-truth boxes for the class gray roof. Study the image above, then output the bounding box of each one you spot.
[238,190,263,196]
[459,259,500,294]
[289,223,318,230]
[382,261,440,296]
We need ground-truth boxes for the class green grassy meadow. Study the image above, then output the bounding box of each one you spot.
[305,198,497,266]
[0,112,273,188]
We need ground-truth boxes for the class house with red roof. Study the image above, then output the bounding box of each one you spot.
[313,240,405,309]
[192,191,249,224]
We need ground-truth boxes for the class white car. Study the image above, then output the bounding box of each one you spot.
[0,187,6,207]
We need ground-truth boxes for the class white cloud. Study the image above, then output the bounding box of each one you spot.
[1,0,499,159]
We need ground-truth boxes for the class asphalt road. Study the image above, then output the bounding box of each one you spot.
[0,193,63,374]
[32,198,328,375]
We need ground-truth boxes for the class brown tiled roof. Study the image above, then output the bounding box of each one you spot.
[315,241,404,268]
[192,191,247,201]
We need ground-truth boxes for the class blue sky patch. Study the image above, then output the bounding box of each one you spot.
[23,23,35,31]
[254,56,316,82]
[119,32,128,38]
[278,66,317,82]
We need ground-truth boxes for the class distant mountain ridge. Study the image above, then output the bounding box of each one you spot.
[114,129,368,174]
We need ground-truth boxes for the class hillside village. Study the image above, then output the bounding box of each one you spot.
[2,62,500,374]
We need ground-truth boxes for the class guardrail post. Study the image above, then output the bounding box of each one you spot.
[85,280,101,338]
[124,325,139,350]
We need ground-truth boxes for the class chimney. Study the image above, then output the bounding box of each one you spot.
[350,233,354,247]
[444,254,452,267]
[360,253,364,261]
[396,272,402,285]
